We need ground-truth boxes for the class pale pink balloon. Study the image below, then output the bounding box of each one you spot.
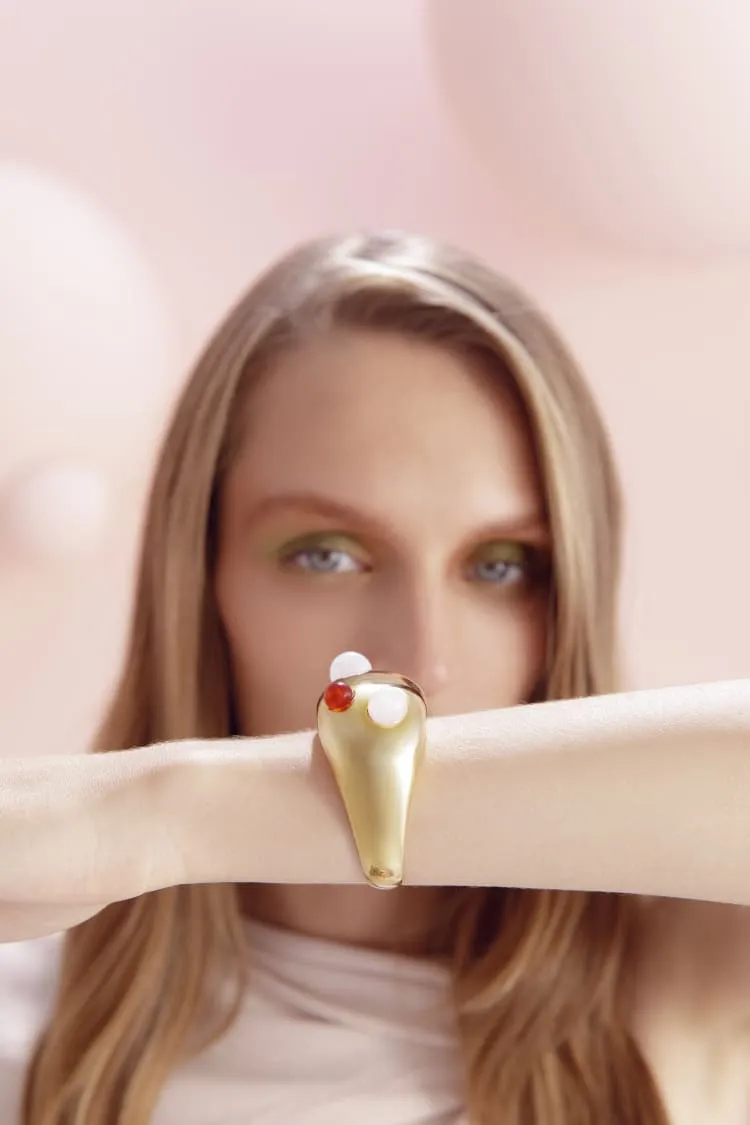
[429,0,750,255]
[0,161,177,483]
[0,463,109,560]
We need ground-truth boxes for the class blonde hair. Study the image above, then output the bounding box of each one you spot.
[23,233,667,1125]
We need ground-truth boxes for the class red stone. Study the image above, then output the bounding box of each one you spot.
[323,681,355,712]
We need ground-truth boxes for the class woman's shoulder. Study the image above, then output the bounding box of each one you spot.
[0,935,61,1123]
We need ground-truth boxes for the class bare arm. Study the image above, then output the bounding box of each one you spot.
[0,746,190,939]
[176,678,750,902]
[1,678,749,941]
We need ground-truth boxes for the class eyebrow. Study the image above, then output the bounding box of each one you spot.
[244,491,550,544]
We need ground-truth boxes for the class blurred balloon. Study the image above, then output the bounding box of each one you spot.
[428,0,750,256]
[0,160,177,484]
[0,463,109,561]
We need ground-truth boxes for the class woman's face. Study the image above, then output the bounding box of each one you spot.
[215,328,551,736]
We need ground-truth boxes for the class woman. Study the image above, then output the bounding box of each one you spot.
[2,232,749,1124]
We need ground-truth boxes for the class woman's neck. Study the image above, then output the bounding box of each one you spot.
[239,883,449,957]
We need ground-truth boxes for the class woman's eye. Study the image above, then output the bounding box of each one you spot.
[281,544,364,575]
[472,557,526,585]
[468,543,549,588]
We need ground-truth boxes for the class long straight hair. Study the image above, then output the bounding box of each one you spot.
[23,232,668,1125]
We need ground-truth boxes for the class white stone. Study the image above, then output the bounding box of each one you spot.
[366,685,409,729]
[329,651,372,682]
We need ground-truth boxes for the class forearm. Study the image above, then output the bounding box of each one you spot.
[411,678,750,903]
[177,678,750,904]
[2,679,749,921]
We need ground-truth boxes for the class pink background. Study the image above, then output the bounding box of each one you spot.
[0,0,748,757]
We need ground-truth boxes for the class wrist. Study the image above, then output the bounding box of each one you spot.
[165,732,361,887]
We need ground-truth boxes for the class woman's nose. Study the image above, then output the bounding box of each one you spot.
[366,579,451,699]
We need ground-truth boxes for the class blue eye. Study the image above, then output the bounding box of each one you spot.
[473,558,526,585]
[469,542,550,589]
[283,546,362,574]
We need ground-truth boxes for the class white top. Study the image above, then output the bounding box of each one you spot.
[0,922,467,1124]
[4,922,748,1124]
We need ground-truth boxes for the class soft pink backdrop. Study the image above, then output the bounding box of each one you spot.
[0,0,747,757]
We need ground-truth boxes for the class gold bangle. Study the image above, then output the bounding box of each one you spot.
[316,652,427,890]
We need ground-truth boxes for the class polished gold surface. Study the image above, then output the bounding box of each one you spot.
[316,672,427,890]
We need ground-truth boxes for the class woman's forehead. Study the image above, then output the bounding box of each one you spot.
[243,330,536,471]
[223,329,545,541]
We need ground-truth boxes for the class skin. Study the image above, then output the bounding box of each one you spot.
[215,327,551,951]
